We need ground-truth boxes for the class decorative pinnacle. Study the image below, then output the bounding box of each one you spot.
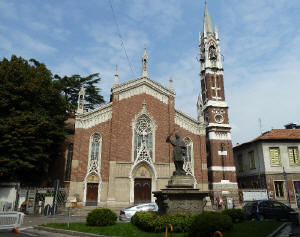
[113,65,119,87]
[169,75,174,91]
[142,48,148,77]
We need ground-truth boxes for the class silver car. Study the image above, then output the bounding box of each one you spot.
[119,202,158,222]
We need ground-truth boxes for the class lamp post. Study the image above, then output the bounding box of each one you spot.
[220,143,225,180]
[283,166,291,207]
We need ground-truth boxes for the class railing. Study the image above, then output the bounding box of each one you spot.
[0,212,24,230]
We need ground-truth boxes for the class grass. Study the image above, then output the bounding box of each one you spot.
[44,222,185,237]
[44,220,282,237]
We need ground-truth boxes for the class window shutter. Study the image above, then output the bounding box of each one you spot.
[270,148,280,165]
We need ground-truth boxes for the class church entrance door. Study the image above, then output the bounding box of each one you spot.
[134,178,151,203]
[86,183,98,206]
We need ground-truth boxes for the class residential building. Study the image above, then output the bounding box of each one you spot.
[233,125,300,208]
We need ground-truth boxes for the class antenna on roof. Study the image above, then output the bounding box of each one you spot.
[258,118,262,134]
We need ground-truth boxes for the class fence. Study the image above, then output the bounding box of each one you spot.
[16,187,68,215]
[0,212,24,230]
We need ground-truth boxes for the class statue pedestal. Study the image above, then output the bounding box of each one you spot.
[153,175,209,215]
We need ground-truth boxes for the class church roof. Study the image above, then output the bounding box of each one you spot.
[234,129,300,149]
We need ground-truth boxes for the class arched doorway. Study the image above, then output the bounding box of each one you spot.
[86,173,99,206]
[134,166,151,203]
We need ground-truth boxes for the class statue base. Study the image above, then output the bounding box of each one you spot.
[167,175,194,188]
[153,175,209,215]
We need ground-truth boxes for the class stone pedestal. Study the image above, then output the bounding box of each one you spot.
[153,175,208,215]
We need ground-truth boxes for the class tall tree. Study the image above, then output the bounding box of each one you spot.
[53,73,105,112]
[0,55,68,184]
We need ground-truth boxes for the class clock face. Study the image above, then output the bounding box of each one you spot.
[214,114,224,124]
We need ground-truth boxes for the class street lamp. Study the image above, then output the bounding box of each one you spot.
[220,143,225,180]
[283,166,291,207]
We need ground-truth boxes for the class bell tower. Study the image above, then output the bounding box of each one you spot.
[199,3,238,196]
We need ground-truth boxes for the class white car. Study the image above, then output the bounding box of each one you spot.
[119,202,158,222]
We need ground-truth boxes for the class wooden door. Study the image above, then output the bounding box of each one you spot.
[134,178,151,203]
[86,183,98,206]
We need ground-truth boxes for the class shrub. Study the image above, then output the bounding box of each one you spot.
[222,209,246,223]
[188,211,233,237]
[86,208,117,226]
[131,211,196,233]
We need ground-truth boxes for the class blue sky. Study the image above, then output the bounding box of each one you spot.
[1,0,300,145]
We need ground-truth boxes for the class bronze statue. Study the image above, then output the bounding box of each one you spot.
[166,133,187,176]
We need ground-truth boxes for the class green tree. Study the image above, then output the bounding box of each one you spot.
[53,73,105,112]
[0,55,68,184]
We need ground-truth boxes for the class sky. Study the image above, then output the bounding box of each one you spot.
[0,0,300,145]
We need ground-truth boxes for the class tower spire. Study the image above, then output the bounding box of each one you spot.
[203,2,214,37]
[142,48,148,77]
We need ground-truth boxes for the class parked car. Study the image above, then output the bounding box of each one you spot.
[119,202,158,222]
[243,200,298,223]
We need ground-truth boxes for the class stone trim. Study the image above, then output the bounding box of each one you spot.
[174,109,205,135]
[208,166,236,171]
[112,77,175,104]
[208,131,231,140]
[75,103,112,129]
[203,100,228,110]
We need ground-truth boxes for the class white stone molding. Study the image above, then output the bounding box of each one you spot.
[129,161,157,203]
[208,131,232,140]
[131,102,157,163]
[83,133,102,205]
[208,166,236,171]
[174,110,206,135]
[218,151,227,156]
[75,103,112,129]
[203,100,228,110]
[207,123,231,128]
[211,181,238,185]
[112,77,175,104]
[119,84,169,104]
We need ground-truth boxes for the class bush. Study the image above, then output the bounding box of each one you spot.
[188,211,233,237]
[86,208,117,226]
[131,211,196,233]
[222,209,246,223]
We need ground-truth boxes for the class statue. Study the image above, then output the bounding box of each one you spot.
[166,133,187,176]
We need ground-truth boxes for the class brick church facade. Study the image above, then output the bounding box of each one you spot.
[68,4,238,206]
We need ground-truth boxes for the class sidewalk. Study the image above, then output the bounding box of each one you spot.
[22,215,86,228]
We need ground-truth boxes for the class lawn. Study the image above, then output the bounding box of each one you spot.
[44,220,282,237]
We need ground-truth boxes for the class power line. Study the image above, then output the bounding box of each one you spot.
[108,0,136,77]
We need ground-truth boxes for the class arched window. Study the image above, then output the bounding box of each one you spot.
[183,137,193,176]
[133,114,153,164]
[90,134,101,161]
[88,133,101,174]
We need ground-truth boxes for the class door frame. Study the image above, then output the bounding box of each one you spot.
[83,172,101,205]
[129,161,157,204]
[134,178,152,204]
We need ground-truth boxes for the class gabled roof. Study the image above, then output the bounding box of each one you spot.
[111,76,176,98]
[234,129,300,149]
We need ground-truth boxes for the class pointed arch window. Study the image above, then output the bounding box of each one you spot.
[183,137,194,176]
[134,114,153,163]
[88,133,101,174]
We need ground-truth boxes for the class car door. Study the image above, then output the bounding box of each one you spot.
[258,201,273,219]
[271,201,285,220]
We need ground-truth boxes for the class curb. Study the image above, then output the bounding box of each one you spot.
[34,226,121,237]
[266,222,289,237]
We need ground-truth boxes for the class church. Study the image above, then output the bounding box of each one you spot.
[68,4,238,207]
